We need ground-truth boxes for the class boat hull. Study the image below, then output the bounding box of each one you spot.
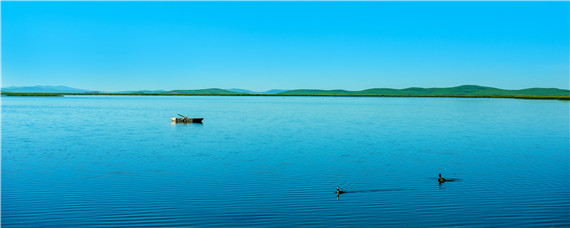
[171,117,203,123]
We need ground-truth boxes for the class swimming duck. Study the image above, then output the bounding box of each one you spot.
[438,173,446,183]
[336,187,344,194]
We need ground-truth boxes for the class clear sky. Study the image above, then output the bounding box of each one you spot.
[2,1,568,92]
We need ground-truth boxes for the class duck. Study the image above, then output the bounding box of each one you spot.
[336,187,344,194]
[438,173,446,183]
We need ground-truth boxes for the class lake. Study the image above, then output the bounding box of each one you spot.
[2,96,568,227]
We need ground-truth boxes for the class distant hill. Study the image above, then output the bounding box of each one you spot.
[1,85,95,93]
[279,89,354,95]
[117,90,168,94]
[228,88,289,94]
[3,85,568,97]
[165,88,242,95]
[227,88,253,94]
[264,89,289,94]
[279,85,570,96]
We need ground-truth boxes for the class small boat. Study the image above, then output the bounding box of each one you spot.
[171,114,203,123]
[171,117,203,123]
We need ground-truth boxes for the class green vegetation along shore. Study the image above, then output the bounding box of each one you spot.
[2,85,569,100]
[3,93,569,100]
[2,93,64,97]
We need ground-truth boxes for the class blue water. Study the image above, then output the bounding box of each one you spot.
[2,96,569,227]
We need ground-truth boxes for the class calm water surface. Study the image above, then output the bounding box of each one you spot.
[2,96,569,227]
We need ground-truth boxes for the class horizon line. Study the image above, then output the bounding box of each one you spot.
[2,84,570,93]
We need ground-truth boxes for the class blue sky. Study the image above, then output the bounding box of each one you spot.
[2,1,568,92]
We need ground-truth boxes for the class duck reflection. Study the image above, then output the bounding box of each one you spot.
[335,187,406,200]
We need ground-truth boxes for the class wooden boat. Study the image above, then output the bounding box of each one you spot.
[172,114,203,123]
[171,117,203,123]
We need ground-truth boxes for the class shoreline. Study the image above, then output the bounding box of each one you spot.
[2,92,569,100]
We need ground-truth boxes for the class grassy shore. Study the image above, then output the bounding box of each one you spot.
[3,92,568,100]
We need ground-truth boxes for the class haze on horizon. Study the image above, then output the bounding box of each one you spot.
[2,1,569,92]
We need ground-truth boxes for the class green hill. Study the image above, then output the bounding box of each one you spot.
[4,85,568,99]
[279,85,570,96]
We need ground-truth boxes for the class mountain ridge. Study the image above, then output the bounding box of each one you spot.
[2,85,569,96]
[280,85,570,96]
[1,85,94,93]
